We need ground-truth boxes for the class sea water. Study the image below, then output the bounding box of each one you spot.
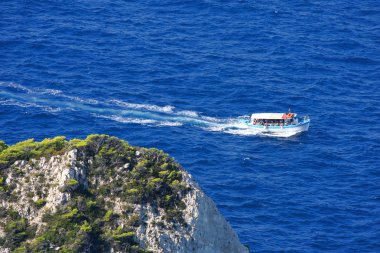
[1,0,379,251]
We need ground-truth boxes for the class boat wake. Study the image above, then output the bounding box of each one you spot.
[0,82,296,137]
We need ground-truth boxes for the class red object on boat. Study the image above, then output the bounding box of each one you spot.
[282,113,294,119]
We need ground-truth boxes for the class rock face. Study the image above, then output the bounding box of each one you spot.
[1,150,81,223]
[136,172,248,253]
[0,135,249,253]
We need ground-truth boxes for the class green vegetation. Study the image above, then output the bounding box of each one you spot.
[0,137,66,169]
[34,199,46,209]
[0,175,5,192]
[66,179,79,187]
[80,221,92,232]
[3,195,149,252]
[103,210,113,222]
[0,134,189,252]
[0,141,8,152]
[120,148,189,224]
[0,134,128,169]
[1,215,36,251]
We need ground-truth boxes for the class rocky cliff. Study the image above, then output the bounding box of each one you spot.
[0,135,249,253]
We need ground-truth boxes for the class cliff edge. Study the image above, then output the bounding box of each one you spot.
[0,135,249,253]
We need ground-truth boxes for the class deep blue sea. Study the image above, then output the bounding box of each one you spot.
[1,0,379,252]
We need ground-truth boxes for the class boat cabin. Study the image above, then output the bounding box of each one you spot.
[250,113,298,126]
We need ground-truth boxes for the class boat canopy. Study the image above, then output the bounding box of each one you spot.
[251,113,294,120]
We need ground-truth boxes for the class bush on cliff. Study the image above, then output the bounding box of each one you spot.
[0,137,66,169]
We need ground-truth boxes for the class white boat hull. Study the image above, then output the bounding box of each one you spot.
[239,119,310,137]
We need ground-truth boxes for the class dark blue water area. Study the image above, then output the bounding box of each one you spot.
[1,0,380,252]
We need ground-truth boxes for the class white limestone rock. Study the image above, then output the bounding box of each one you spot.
[0,149,249,253]
[135,172,249,253]
[0,149,86,224]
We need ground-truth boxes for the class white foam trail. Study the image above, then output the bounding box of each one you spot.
[0,99,61,113]
[60,94,100,105]
[1,82,199,117]
[93,114,157,125]
[0,82,33,93]
[219,123,302,138]
[39,89,62,95]
[201,115,227,123]
[110,99,203,120]
[0,82,99,105]
[176,110,199,117]
[222,128,261,136]
[93,114,184,127]
[0,81,298,137]
[157,121,183,127]
[110,99,175,113]
[0,82,64,96]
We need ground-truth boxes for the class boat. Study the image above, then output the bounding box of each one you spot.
[239,112,310,137]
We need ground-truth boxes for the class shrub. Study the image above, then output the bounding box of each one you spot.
[0,175,6,192]
[112,231,135,240]
[12,246,27,253]
[80,221,92,232]
[2,218,34,250]
[0,176,4,185]
[67,179,79,187]
[68,138,88,148]
[34,199,46,208]
[103,210,113,222]
[0,140,8,152]
[0,139,37,168]
[127,188,139,195]
[35,136,67,157]
[158,170,169,178]
[86,200,97,209]
[62,208,79,220]
[0,137,67,169]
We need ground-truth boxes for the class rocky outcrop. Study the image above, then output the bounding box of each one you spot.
[0,135,249,253]
[1,150,81,223]
[135,172,248,253]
